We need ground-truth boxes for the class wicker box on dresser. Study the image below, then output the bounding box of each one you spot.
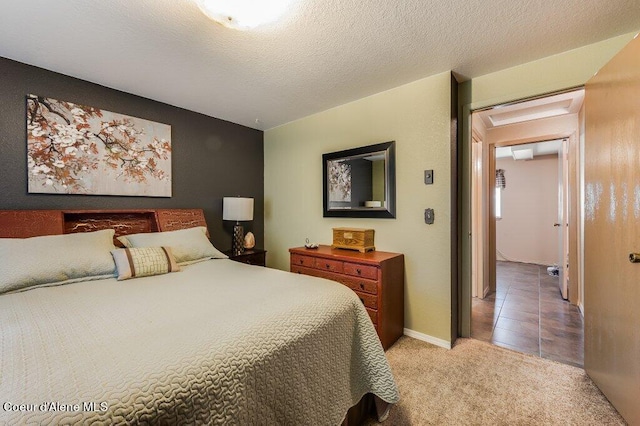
[289,245,404,350]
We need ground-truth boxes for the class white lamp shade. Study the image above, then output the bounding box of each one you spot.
[223,197,254,221]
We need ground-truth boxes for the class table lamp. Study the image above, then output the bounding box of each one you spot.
[223,197,254,255]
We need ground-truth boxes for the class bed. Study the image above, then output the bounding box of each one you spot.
[0,209,398,425]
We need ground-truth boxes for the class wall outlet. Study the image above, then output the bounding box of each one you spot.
[424,170,434,185]
[425,208,434,224]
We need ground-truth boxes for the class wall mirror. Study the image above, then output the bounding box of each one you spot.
[323,141,396,218]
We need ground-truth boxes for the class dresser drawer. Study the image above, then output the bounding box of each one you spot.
[292,264,321,277]
[343,262,378,280]
[290,245,404,351]
[292,266,377,309]
[291,254,316,268]
[338,275,378,295]
[366,308,377,325]
[354,291,378,310]
[292,267,378,320]
[313,258,343,273]
[291,264,378,296]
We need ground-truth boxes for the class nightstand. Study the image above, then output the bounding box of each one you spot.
[225,248,267,267]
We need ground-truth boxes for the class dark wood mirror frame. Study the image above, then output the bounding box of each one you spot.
[322,141,396,218]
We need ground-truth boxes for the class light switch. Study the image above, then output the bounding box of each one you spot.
[425,208,434,224]
[424,170,434,185]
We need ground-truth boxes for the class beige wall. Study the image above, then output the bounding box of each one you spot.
[469,32,637,111]
[264,30,639,344]
[496,156,559,265]
[265,71,453,343]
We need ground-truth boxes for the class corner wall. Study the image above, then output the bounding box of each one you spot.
[265,71,454,344]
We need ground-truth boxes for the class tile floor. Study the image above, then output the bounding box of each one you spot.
[471,261,584,367]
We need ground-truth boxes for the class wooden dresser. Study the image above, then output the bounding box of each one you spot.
[289,245,404,350]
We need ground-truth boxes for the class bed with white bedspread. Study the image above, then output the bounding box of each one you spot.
[0,215,399,425]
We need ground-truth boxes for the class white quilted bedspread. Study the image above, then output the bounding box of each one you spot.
[0,259,398,425]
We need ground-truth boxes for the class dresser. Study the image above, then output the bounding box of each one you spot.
[289,245,404,350]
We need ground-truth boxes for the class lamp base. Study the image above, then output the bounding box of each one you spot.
[232,224,245,256]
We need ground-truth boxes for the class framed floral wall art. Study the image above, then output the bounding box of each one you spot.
[328,160,352,202]
[26,94,172,197]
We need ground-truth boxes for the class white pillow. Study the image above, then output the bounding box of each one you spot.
[0,229,117,294]
[117,226,227,265]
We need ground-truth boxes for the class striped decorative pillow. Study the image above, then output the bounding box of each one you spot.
[111,247,180,281]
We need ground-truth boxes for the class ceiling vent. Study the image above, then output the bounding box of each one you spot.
[512,148,534,161]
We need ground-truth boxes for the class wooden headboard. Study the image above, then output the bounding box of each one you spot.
[0,209,209,244]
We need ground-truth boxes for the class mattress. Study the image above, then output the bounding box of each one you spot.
[0,259,398,424]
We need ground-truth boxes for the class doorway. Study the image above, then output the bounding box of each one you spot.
[469,89,585,367]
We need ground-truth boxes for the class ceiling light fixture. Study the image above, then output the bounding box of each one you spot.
[511,148,534,161]
[195,0,294,30]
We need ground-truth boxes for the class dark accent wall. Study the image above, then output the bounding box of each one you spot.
[0,57,264,251]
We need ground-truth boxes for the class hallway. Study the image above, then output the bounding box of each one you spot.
[471,261,584,367]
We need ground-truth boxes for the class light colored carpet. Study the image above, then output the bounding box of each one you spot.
[372,337,625,425]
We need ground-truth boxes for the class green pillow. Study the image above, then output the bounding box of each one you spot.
[117,226,227,265]
[0,229,116,294]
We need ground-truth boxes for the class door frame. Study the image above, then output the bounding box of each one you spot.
[471,129,489,299]
[461,89,584,337]
[485,134,574,294]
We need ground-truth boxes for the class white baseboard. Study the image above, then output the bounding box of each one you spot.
[403,328,452,349]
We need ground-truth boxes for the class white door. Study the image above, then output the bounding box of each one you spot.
[471,136,487,299]
[557,139,568,299]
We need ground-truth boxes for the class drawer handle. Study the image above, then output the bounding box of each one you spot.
[325,264,330,269]
[359,283,364,290]
[299,259,303,264]
[356,268,361,275]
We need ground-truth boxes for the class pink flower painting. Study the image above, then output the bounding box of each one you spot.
[27,94,172,196]
[328,160,351,202]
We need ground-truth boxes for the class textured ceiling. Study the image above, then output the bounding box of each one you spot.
[0,0,639,130]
